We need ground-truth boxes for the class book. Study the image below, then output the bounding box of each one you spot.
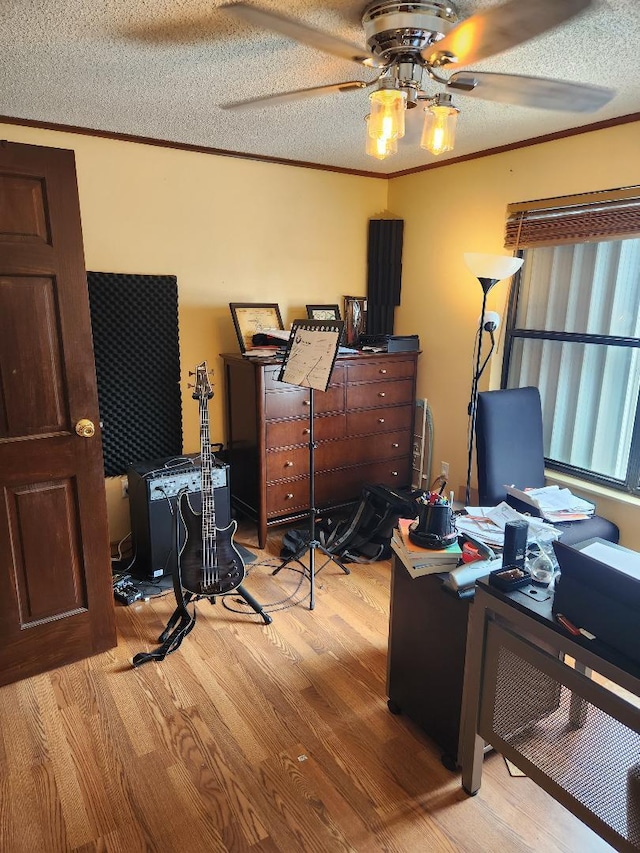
[391,537,460,577]
[391,532,461,574]
[397,518,463,561]
[504,485,595,523]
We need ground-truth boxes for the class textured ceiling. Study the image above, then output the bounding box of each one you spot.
[1,0,639,175]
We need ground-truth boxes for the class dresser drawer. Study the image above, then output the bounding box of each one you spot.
[346,378,414,410]
[265,384,344,419]
[317,430,411,471]
[263,362,345,390]
[347,404,413,436]
[266,445,309,481]
[347,358,415,383]
[266,478,310,517]
[266,413,346,448]
[315,457,411,507]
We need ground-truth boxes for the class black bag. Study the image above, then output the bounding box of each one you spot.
[281,484,415,563]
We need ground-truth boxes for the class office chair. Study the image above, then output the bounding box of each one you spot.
[475,386,619,546]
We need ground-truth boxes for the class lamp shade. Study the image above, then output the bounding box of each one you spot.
[420,100,459,156]
[365,116,397,159]
[464,253,524,281]
[368,89,406,140]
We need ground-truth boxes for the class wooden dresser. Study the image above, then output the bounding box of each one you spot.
[221,351,419,547]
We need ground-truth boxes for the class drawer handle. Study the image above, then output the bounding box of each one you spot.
[391,471,398,477]
[285,493,294,500]
[378,417,385,423]
[302,428,311,435]
[379,368,387,374]
[392,443,399,448]
[378,392,386,397]
[285,461,294,467]
[303,400,311,406]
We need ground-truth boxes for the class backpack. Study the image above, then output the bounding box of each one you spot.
[280,484,416,563]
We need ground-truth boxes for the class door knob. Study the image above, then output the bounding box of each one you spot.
[75,418,95,438]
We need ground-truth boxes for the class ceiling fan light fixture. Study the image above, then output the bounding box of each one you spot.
[368,88,407,140]
[420,92,459,155]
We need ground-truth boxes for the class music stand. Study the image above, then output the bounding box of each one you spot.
[272,319,350,609]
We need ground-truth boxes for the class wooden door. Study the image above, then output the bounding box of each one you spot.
[0,140,116,686]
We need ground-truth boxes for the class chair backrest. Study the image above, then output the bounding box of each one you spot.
[475,386,546,505]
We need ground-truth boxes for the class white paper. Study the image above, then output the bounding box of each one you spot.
[456,502,559,547]
[581,541,640,580]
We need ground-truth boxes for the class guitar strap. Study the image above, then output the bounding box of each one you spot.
[132,488,197,667]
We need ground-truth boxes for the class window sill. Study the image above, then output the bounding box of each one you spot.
[544,470,640,509]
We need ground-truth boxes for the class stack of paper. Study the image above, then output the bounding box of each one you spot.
[505,485,595,523]
[455,502,559,548]
[391,518,462,577]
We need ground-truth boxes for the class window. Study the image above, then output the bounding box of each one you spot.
[502,188,640,496]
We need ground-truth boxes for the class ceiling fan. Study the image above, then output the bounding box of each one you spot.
[219,0,615,159]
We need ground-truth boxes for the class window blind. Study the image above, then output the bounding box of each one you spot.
[505,186,640,249]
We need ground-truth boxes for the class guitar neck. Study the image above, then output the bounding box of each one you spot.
[199,397,217,540]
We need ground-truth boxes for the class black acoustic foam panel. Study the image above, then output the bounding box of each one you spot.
[87,272,182,477]
[367,218,404,336]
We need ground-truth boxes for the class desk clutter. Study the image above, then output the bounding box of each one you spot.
[393,496,566,599]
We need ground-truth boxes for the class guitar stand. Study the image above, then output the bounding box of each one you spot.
[132,582,272,667]
[132,492,272,668]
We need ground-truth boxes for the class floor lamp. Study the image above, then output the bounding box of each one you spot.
[463,252,524,507]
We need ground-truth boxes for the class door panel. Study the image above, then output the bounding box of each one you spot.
[0,141,116,685]
[0,276,67,435]
[8,479,86,625]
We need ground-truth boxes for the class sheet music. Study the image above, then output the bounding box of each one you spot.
[279,320,343,392]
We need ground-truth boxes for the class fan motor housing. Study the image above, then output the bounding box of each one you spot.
[362,1,458,62]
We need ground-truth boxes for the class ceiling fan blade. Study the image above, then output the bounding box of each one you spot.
[221,3,383,67]
[423,0,592,67]
[221,81,368,111]
[447,71,615,112]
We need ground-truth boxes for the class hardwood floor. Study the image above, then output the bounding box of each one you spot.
[0,521,615,852]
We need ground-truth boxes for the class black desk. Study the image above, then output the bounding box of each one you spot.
[460,579,640,852]
[386,553,471,768]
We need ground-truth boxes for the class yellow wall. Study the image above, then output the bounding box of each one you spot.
[3,119,640,547]
[389,120,640,547]
[0,123,387,542]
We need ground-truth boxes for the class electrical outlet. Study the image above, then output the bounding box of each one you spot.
[121,476,129,499]
[440,461,449,479]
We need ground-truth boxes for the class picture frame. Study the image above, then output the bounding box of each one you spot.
[306,304,341,321]
[343,296,367,345]
[229,303,284,353]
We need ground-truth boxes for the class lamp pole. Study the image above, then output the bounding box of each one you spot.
[462,252,524,508]
[465,278,495,507]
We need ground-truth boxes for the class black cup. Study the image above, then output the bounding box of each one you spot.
[416,502,453,538]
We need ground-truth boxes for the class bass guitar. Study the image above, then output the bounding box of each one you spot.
[178,362,246,596]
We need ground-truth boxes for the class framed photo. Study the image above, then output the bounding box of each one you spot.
[306,304,341,321]
[344,296,367,345]
[229,303,284,353]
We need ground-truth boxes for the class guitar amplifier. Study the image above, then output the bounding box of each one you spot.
[127,453,231,580]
